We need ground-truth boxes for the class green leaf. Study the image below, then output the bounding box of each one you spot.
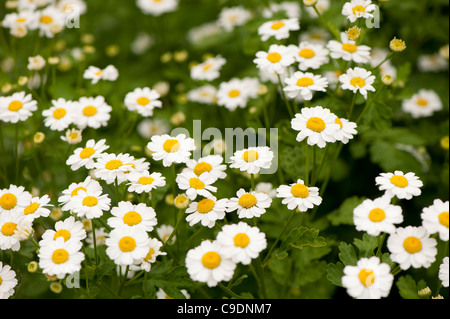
[353,233,379,258]
[338,242,358,266]
[326,262,345,287]
[396,275,421,299]
[280,226,327,252]
[328,196,366,227]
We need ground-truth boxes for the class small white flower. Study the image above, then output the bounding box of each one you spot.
[421,199,449,241]
[230,146,274,175]
[216,78,256,111]
[254,44,296,76]
[108,201,157,232]
[0,261,18,299]
[401,89,443,118]
[42,98,78,132]
[418,53,449,72]
[40,216,87,247]
[217,6,252,32]
[187,85,218,105]
[136,0,179,16]
[58,176,101,212]
[147,134,196,167]
[73,96,112,130]
[2,11,38,38]
[0,185,32,215]
[66,139,109,171]
[375,170,423,200]
[276,179,322,212]
[27,55,46,71]
[37,6,66,38]
[262,1,301,19]
[139,238,166,272]
[283,71,328,100]
[339,67,376,99]
[70,188,111,220]
[176,171,217,201]
[291,42,330,71]
[93,153,136,184]
[83,65,119,84]
[255,182,277,199]
[341,256,394,299]
[124,87,163,117]
[439,257,449,288]
[334,117,358,144]
[387,226,437,270]
[127,171,166,194]
[183,155,227,183]
[227,188,272,219]
[61,128,82,145]
[185,196,229,228]
[190,55,226,81]
[0,91,38,124]
[0,213,27,251]
[20,194,53,222]
[105,225,150,266]
[137,118,171,139]
[327,32,371,64]
[157,224,175,244]
[257,18,300,41]
[342,0,377,23]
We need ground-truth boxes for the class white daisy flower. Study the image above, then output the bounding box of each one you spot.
[146,134,196,167]
[334,117,358,144]
[375,170,423,200]
[216,78,253,111]
[93,153,137,184]
[353,196,403,236]
[0,91,38,123]
[283,71,328,100]
[299,27,330,45]
[291,42,330,71]
[421,199,449,241]
[255,182,277,199]
[73,96,112,130]
[70,188,111,220]
[339,67,376,99]
[341,256,394,299]
[124,87,163,117]
[57,0,88,15]
[86,227,109,249]
[187,85,218,105]
[42,98,78,131]
[216,222,267,265]
[105,225,149,266]
[176,171,217,201]
[58,176,101,212]
[229,146,274,175]
[0,262,18,299]
[257,18,300,41]
[327,32,371,64]
[37,6,66,38]
[2,11,38,38]
[137,118,171,139]
[0,213,26,251]
[418,53,449,72]
[136,0,179,16]
[439,257,449,288]
[401,89,443,118]
[20,194,53,222]
[254,44,296,76]
[66,139,109,171]
[40,216,87,247]
[38,237,85,279]
[108,201,157,232]
[291,106,341,148]
[27,55,46,71]
[217,6,252,32]
[276,179,322,212]
[305,0,330,17]
[127,171,166,194]
[157,224,175,244]
[83,65,119,85]
[262,1,301,19]
[18,0,53,11]
[190,55,226,81]
[185,196,229,228]
[0,185,32,215]
[139,238,166,272]
[387,226,438,270]
[60,128,82,145]
[342,0,377,23]
[227,188,272,219]
[185,240,236,287]
[183,155,227,183]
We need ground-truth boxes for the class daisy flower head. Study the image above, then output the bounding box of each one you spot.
[190,55,226,81]
[0,262,18,299]
[183,155,227,183]
[292,41,330,71]
[37,6,66,38]
[2,10,38,38]
[339,67,376,99]
[124,87,163,117]
[105,225,149,266]
[185,196,229,228]
[387,226,438,270]
[69,187,111,220]
[276,179,322,212]
[327,32,371,64]
[334,117,358,144]
[127,171,166,194]
[229,146,274,175]
[40,216,87,248]
[108,201,157,232]
[439,257,449,288]
[61,128,82,145]
[73,96,112,130]
[217,6,252,32]
[146,134,196,167]
[262,1,301,20]
[58,176,101,212]
[83,65,119,85]
[86,227,109,249]
[353,196,403,236]
[27,55,46,71]
[0,213,27,251]
[157,224,175,244]
[342,0,377,23]
[136,0,179,16]
[401,89,443,118]
[227,188,272,219]
[290,106,341,148]
[257,18,300,42]
[20,194,53,222]
[283,71,328,100]
[42,98,78,131]
[421,199,449,241]
[176,171,217,201]
[375,170,423,200]
[187,85,218,105]
[38,236,85,279]
[139,238,166,272]
[93,152,137,184]
[216,78,255,111]
[0,91,38,124]
[0,185,32,215]
[255,182,277,199]
[341,256,394,299]
[216,222,267,265]
[66,139,109,171]
[185,240,236,287]
[254,44,296,76]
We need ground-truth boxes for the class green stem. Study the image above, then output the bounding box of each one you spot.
[348,93,358,121]
[277,74,294,118]
[356,85,385,124]
[313,5,341,40]
[217,282,243,299]
[15,124,20,184]
[250,174,255,191]
[312,144,329,186]
[376,233,387,258]
[304,141,309,186]
[92,220,98,266]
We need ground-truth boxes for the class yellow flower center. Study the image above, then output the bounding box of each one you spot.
[52,108,67,119]
[238,194,257,209]
[82,196,98,207]
[51,249,69,264]
[299,48,316,59]
[1,222,17,236]
[82,106,98,117]
[228,90,241,98]
[368,208,386,222]
[163,139,180,153]
[334,118,343,129]
[390,175,409,188]
[0,276,2,285]
[438,212,449,228]
[105,159,123,170]
[202,63,213,71]
[290,184,310,198]
[271,21,285,30]
[201,251,221,269]
[306,117,326,133]
[296,77,314,87]
[138,176,155,185]
[242,150,259,162]
[24,202,40,215]
[8,100,23,112]
[0,193,17,210]
[342,43,358,53]
[233,233,250,248]
[71,186,87,197]
[416,98,428,107]
[350,77,366,88]
[119,236,136,252]
[79,147,95,159]
[403,236,422,254]
[189,178,205,190]
[197,198,215,214]
[40,15,53,24]
[123,211,142,226]
[352,5,366,14]
[137,97,150,106]
[53,229,71,241]
[358,269,375,287]
[144,248,155,262]
[69,132,80,140]
[267,52,282,63]
[16,18,27,23]
[194,162,213,176]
